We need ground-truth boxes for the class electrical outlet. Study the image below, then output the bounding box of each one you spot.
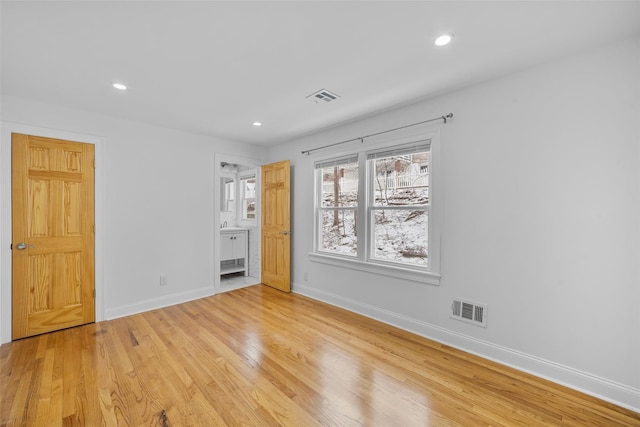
[160,275,168,286]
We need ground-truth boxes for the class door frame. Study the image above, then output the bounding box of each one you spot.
[213,153,262,292]
[0,122,105,344]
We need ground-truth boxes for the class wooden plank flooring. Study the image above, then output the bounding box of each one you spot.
[1,284,638,426]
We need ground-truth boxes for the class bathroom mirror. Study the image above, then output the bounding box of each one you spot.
[220,177,235,212]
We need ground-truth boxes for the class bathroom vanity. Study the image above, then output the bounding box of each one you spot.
[220,228,249,276]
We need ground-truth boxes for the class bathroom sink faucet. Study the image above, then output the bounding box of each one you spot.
[221,221,227,228]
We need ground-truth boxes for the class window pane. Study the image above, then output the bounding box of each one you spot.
[240,176,256,220]
[372,151,429,207]
[242,199,255,219]
[321,209,357,256]
[320,162,358,207]
[372,209,427,266]
[243,177,256,198]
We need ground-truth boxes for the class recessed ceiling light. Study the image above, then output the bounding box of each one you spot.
[112,83,127,90]
[435,34,453,47]
[252,122,262,127]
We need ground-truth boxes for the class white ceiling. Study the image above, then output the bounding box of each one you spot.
[2,1,639,146]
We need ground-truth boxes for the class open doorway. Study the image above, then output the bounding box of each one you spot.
[214,154,262,293]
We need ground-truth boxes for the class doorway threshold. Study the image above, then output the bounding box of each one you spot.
[219,274,261,293]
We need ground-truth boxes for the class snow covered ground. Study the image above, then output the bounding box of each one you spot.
[320,188,428,266]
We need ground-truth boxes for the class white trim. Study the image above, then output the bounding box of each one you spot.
[0,122,106,344]
[426,130,441,274]
[309,252,440,285]
[292,282,640,413]
[105,285,216,320]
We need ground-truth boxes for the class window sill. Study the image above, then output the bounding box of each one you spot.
[308,252,441,286]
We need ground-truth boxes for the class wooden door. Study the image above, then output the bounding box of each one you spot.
[11,133,95,340]
[261,160,290,292]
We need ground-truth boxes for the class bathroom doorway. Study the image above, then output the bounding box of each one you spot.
[214,154,262,293]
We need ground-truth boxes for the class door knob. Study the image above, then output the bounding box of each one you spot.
[15,242,35,250]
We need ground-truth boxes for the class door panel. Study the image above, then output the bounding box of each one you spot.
[232,233,246,259]
[261,160,291,292]
[221,234,234,261]
[12,133,95,340]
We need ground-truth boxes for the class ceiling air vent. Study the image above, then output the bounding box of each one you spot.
[307,89,341,103]
[451,298,488,327]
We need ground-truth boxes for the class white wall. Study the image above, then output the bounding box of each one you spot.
[1,36,638,411]
[268,37,640,410]
[0,96,266,340]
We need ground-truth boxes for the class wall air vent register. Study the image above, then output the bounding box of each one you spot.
[451,298,488,327]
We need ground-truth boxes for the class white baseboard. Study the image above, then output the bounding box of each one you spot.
[105,286,217,320]
[292,282,640,413]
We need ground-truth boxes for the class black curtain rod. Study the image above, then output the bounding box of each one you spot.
[301,113,453,156]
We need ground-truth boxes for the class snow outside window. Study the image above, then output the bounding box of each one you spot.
[367,143,429,268]
[312,134,440,283]
[315,155,359,257]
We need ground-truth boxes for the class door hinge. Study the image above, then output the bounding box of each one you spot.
[93,159,96,169]
[93,289,96,298]
[10,243,12,250]
[93,224,96,233]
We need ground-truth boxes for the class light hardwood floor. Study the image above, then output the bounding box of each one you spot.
[1,285,638,426]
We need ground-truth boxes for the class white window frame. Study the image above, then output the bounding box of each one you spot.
[310,130,442,286]
[313,155,360,260]
[237,169,258,227]
[366,141,430,270]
